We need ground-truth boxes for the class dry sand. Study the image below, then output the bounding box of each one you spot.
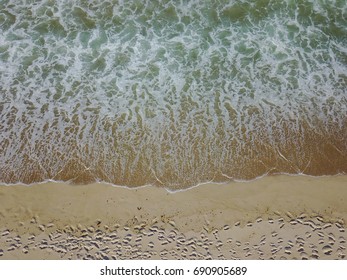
[0,175,346,260]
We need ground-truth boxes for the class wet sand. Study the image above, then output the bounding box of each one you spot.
[0,175,346,260]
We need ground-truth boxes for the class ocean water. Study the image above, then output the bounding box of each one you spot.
[0,0,346,189]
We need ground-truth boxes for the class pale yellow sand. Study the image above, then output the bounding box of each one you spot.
[0,175,346,259]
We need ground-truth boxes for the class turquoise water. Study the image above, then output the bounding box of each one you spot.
[0,0,346,189]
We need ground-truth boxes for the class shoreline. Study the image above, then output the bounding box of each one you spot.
[0,171,346,191]
[1,174,346,259]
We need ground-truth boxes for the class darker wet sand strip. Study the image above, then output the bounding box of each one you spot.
[0,175,346,259]
[1,120,346,188]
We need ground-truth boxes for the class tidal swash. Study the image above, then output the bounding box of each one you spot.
[0,0,346,189]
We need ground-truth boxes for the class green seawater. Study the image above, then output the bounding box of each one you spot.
[0,0,346,188]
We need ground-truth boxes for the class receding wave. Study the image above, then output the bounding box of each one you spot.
[0,0,346,189]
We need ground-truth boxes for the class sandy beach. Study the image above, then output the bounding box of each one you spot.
[0,174,346,260]
[1,0,347,264]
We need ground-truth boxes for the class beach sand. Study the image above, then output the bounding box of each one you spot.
[0,175,346,260]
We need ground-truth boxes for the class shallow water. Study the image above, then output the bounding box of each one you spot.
[0,0,346,189]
